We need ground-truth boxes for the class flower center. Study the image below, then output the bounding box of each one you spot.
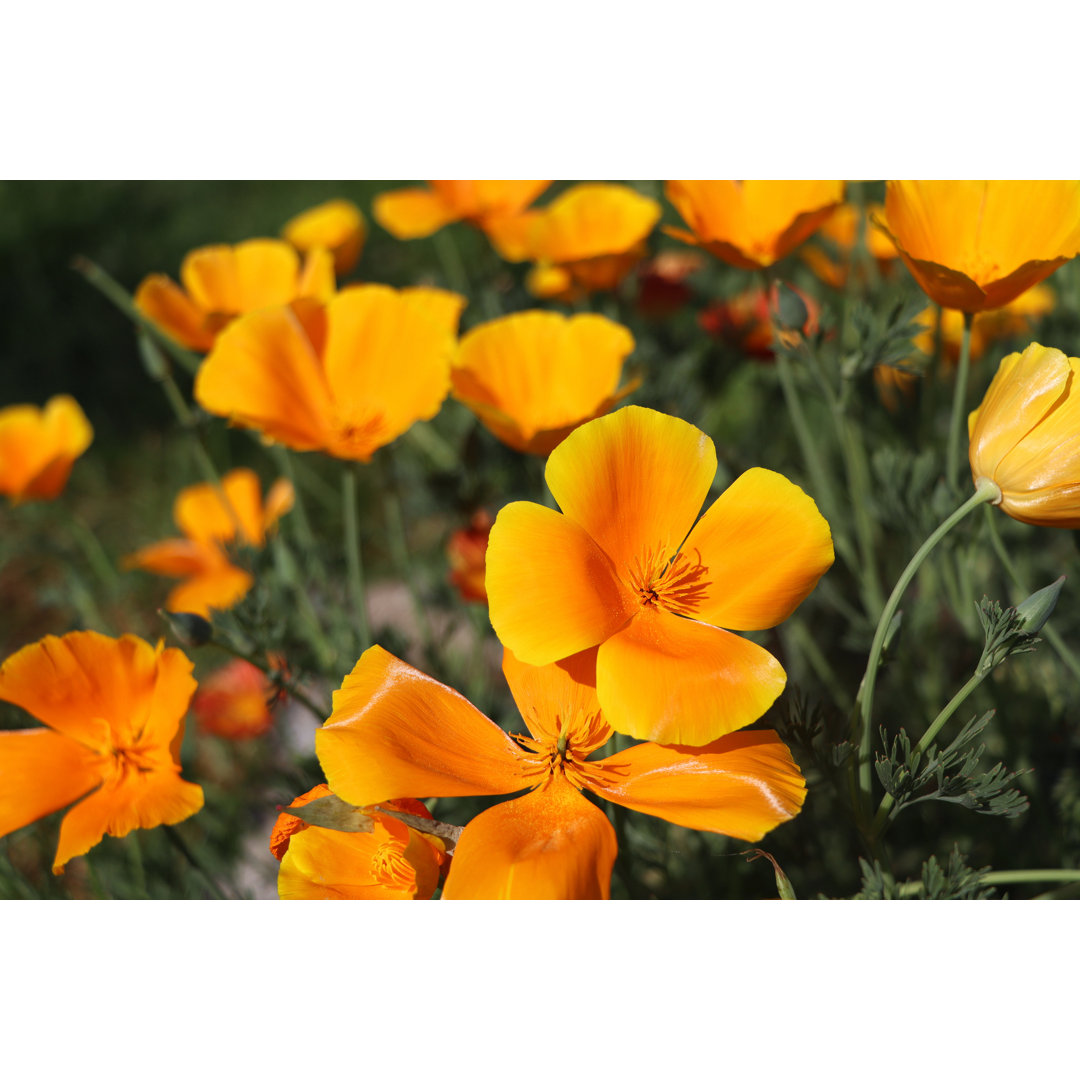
[626,545,709,617]
[332,410,388,457]
[514,708,612,789]
[372,843,414,890]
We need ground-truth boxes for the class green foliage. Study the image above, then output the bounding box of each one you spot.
[855,846,997,900]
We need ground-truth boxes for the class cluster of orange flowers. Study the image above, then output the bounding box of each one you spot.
[4,180,1080,899]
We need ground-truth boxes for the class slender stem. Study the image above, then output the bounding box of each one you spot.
[164,826,231,900]
[872,667,988,835]
[211,635,330,720]
[945,311,975,489]
[981,869,1080,887]
[835,410,886,617]
[67,513,121,595]
[853,481,1000,812]
[342,466,372,655]
[73,256,202,377]
[984,506,1080,687]
[271,445,319,556]
[433,228,469,295]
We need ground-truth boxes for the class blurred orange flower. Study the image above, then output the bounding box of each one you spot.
[447,510,493,604]
[192,658,277,739]
[316,645,806,899]
[969,342,1080,527]
[490,183,661,299]
[635,250,705,318]
[0,395,93,503]
[872,181,1080,313]
[699,283,820,360]
[272,785,443,899]
[801,202,899,288]
[373,180,550,241]
[135,239,335,352]
[664,180,844,270]
[125,467,294,617]
[0,630,203,873]
[194,285,464,462]
[485,406,835,745]
[452,310,638,455]
[282,199,367,275]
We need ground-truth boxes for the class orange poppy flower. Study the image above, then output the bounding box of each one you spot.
[872,181,1080,313]
[447,510,493,604]
[968,342,1080,527]
[272,786,443,899]
[194,285,464,462]
[801,202,899,288]
[316,645,806,899]
[489,183,661,298]
[0,395,93,503]
[484,406,835,745]
[0,630,203,873]
[452,310,638,455]
[698,283,820,361]
[282,199,366,275]
[192,658,276,739]
[664,181,845,270]
[134,239,335,353]
[125,467,294,617]
[373,180,550,241]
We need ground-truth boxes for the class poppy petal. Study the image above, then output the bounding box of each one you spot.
[582,729,806,840]
[596,605,786,745]
[544,405,716,574]
[164,562,254,617]
[316,646,530,806]
[0,729,101,840]
[373,188,459,239]
[501,647,604,745]
[441,777,616,899]
[683,467,834,631]
[485,501,633,666]
[134,274,215,352]
[174,468,260,546]
[296,247,336,302]
[53,769,204,873]
[124,538,215,578]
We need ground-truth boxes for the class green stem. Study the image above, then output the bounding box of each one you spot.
[945,311,975,489]
[270,445,319,556]
[211,635,330,721]
[853,481,1000,814]
[164,825,231,900]
[984,506,1080,687]
[73,256,202,377]
[433,228,469,295]
[981,869,1080,887]
[342,466,372,655]
[835,410,886,618]
[67,513,121,595]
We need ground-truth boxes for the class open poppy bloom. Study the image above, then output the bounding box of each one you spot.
[125,467,294,617]
[194,285,464,462]
[968,342,1080,527]
[488,183,661,299]
[282,199,367,275]
[485,406,834,745]
[135,238,335,353]
[315,645,806,899]
[0,395,93,503]
[447,509,493,604]
[664,181,845,270]
[192,658,277,739]
[872,181,1080,313]
[272,785,444,899]
[0,631,203,873]
[452,310,638,455]
[373,180,551,242]
[801,202,899,288]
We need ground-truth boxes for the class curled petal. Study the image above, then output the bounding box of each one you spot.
[486,502,633,667]
[134,275,215,352]
[582,730,806,841]
[442,777,616,900]
[373,188,460,239]
[596,605,786,745]
[316,646,530,806]
[684,467,834,631]
[544,405,716,573]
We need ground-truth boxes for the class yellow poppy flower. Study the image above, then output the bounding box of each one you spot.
[135,238,335,352]
[664,180,845,269]
[0,395,93,503]
[0,631,203,873]
[485,406,835,745]
[194,285,464,462]
[125,467,294,617]
[315,645,806,900]
[969,342,1080,526]
[373,180,550,240]
[873,181,1080,313]
[452,310,638,455]
[282,199,367,275]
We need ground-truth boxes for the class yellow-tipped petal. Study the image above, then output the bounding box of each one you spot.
[134,274,216,352]
[283,199,366,274]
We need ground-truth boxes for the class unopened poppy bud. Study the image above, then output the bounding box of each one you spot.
[1014,576,1065,635]
[159,609,213,648]
[774,282,809,333]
